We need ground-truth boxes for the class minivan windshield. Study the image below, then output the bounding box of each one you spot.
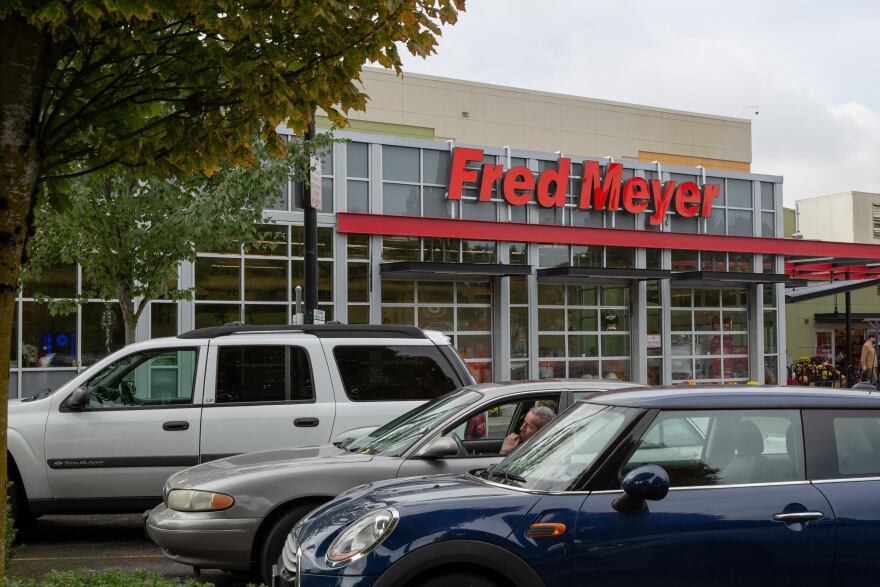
[349,389,483,457]
[486,402,637,492]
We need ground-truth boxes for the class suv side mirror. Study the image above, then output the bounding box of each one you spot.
[419,436,459,459]
[65,387,90,410]
[613,465,669,513]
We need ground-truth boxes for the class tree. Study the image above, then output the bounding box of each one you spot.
[0,0,464,575]
[23,137,333,346]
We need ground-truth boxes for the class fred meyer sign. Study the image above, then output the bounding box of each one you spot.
[448,148,719,225]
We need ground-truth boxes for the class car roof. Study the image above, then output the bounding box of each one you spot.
[177,324,429,340]
[465,379,644,396]
[578,385,880,410]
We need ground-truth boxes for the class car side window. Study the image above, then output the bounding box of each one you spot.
[215,346,314,404]
[442,396,560,456]
[333,345,459,401]
[624,409,804,487]
[832,416,880,476]
[84,348,199,408]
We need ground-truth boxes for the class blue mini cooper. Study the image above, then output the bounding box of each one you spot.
[274,386,880,586]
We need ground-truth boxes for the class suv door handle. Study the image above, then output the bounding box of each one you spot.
[773,511,824,522]
[163,421,190,431]
[294,418,320,428]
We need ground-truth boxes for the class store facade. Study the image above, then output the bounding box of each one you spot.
[9,128,788,397]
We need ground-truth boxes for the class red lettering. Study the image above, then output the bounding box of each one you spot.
[649,180,677,225]
[675,181,701,218]
[701,183,721,217]
[580,162,622,210]
[503,166,534,206]
[478,164,504,201]
[536,158,570,208]
[622,177,650,214]
[448,148,483,200]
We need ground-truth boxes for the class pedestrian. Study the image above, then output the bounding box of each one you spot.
[861,334,877,384]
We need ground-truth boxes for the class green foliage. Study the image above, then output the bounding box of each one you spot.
[4,484,17,573]
[4,0,464,194]
[22,133,335,340]
[8,568,213,587]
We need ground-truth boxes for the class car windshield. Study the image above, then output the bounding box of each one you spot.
[487,402,637,492]
[349,389,484,457]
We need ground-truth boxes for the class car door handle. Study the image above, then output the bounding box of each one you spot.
[163,421,190,431]
[294,418,320,428]
[773,511,824,522]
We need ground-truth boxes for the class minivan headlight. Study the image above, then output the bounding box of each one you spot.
[326,508,399,567]
[167,489,234,512]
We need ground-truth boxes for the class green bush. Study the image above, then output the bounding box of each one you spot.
[7,569,210,587]
[5,482,18,570]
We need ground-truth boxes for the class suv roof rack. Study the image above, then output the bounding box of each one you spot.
[178,324,428,340]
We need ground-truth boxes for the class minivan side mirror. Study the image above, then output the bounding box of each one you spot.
[613,465,670,513]
[64,387,90,410]
[419,436,459,459]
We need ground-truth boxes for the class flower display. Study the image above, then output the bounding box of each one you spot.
[790,355,845,387]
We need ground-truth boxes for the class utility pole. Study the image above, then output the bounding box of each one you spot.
[303,113,318,324]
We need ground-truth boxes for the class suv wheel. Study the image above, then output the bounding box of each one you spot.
[257,503,318,585]
[414,570,502,587]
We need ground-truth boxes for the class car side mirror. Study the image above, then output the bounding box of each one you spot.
[418,436,459,459]
[65,386,90,410]
[613,465,669,513]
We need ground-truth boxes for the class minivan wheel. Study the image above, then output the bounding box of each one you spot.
[414,570,502,587]
[257,504,317,586]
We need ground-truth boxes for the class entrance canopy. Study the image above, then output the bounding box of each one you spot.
[785,277,880,303]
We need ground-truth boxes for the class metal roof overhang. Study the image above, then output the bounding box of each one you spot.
[815,312,880,323]
[785,277,880,303]
[380,261,532,281]
[537,266,671,285]
[671,271,791,288]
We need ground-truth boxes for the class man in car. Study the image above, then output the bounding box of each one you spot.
[500,405,555,455]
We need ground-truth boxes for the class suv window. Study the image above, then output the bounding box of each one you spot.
[334,345,459,401]
[84,348,198,408]
[832,416,880,476]
[216,346,314,404]
[625,409,804,487]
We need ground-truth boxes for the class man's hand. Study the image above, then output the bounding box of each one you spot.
[501,433,521,455]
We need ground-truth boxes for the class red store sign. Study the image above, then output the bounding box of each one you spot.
[448,148,720,226]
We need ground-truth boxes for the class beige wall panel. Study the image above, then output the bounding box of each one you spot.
[596,109,630,138]
[443,89,487,120]
[360,78,403,111]
[523,126,563,152]
[402,83,444,115]
[660,142,696,157]
[723,125,750,152]
[402,112,441,130]
[797,193,855,242]
[661,118,695,146]
[722,148,751,164]
[440,117,487,145]
[524,100,561,129]
[634,140,663,156]
[630,115,662,141]
[694,123,725,147]
[486,94,525,124]
[560,130,598,155]
[485,122,525,148]
[561,105,597,133]
[595,135,635,159]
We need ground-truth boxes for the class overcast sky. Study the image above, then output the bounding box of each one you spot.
[399,0,880,207]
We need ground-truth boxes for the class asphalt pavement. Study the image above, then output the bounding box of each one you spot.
[9,514,256,586]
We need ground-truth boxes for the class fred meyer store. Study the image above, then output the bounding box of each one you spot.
[10,70,799,396]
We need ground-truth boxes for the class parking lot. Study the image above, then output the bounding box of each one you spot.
[9,514,251,586]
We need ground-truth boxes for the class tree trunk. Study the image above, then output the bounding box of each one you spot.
[116,285,138,346]
[0,15,50,578]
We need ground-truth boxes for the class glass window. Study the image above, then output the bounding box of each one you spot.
[333,345,459,401]
[82,348,199,408]
[195,257,240,301]
[347,263,369,303]
[22,303,77,368]
[24,264,77,298]
[672,250,698,272]
[605,247,634,269]
[422,186,449,218]
[423,150,451,185]
[509,242,527,265]
[761,182,775,210]
[81,303,125,367]
[382,146,420,182]
[762,212,775,237]
[347,143,369,178]
[347,180,369,213]
[151,303,177,338]
[462,197,496,221]
[625,410,804,487]
[462,240,497,264]
[245,304,287,325]
[383,184,420,216]
[246,224,287,256]
[539,245,569,268]
[216,346,313,403]
[244,259,287,302]
[572,246,602,267]
[423,238,459,263]
[383,236,420,262]
[194,303,240,329]
[831,415,880,477]
[445,396,560,455]
[727,179,752,208]
[727,210,754,236]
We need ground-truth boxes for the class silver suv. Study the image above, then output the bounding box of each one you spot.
[7,324,473,525]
